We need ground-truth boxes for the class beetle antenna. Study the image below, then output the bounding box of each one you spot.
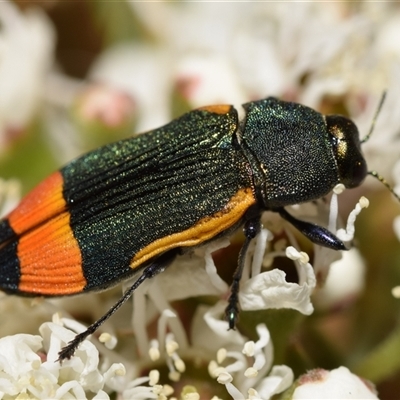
[362,91,400,203]
[368,171,400,203]
[362,91,387,143]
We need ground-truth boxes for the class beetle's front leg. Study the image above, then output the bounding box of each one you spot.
[278,207,346,251]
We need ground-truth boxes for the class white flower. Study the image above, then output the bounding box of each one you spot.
[175,54,248,108]
[239,246,316,316]
[0,1,54,151]
[313,248,366,311]
[89,44,173,132]
[131,239,231,353]
[74,84,136,129]
[391,286,400,299]
[355,61,400,179]
[206,321,293,399]
[0,318,127,399]
[0,178,20,217]
[292,367,378,399]
[191,302,246,354]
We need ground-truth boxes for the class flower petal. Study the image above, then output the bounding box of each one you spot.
[293,367,378,399]
[239,265,315,315]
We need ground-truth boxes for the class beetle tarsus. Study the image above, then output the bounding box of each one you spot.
[57,332,88,362]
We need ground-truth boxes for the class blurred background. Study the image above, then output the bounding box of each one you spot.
[1,1,400,398]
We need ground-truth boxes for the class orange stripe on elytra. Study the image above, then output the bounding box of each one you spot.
[18,211,85,295]
[197,104,232,115]
[130,187,256,269]
[8,171,66,235]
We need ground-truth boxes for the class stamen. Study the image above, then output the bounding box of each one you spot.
[181,388,200,400]
[329,184,345,232]
[172,355,186,373]
[204,239,230,292]
[217,348,227,364]
[152,384,164,396]
[217,369,233,384]
[99,332,117,349]
[392,286,400,299]
[333,183,345,194]
[158,309,177,355]
[242,341,255,357]
[244,367,258,378]
[149,339,160,361]
[252,325,271,374]
[168,371,180,382]
[286,247,309,264]
[247,388,261,399]
[393,216,400,242]
[251,228,270,278]
[52,312,63,325]
[149,369,160,386]
[165,333,179,356]
[167,357,181,382]
[336,197,369,242]
[225,382,246,400]
[163,385,174,397]
[208,360,220,378]
[210,324,275,399]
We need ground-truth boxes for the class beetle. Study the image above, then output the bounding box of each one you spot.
[0,97,385,361]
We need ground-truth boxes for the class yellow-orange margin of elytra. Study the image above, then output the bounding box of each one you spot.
[130,187,256,269]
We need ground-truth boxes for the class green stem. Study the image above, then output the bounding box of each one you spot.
[351,322,400,382]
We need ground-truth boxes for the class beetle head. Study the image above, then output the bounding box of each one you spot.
[326,115,368,189]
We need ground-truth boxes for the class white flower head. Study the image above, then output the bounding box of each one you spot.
[131,240,230,353]
[239,245,316,316]
[0,177,21,218]
[90,44,173,132]
[0,318,131,399]
[0,1,54,151]
[74,83,136,130]
[175,54,247,107]
[292,367,378,399]
[208,323,293,400]
[313,248,366,311]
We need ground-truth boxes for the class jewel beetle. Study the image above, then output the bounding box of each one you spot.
[0,96,389,361]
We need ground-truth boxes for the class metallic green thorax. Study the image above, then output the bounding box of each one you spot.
[239,98,339,209]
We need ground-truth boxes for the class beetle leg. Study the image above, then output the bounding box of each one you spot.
[57,248,180,363]
[278,208,347,251]
[226,217,261,330]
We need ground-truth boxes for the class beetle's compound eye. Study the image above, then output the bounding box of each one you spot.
[326,115,368,188]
